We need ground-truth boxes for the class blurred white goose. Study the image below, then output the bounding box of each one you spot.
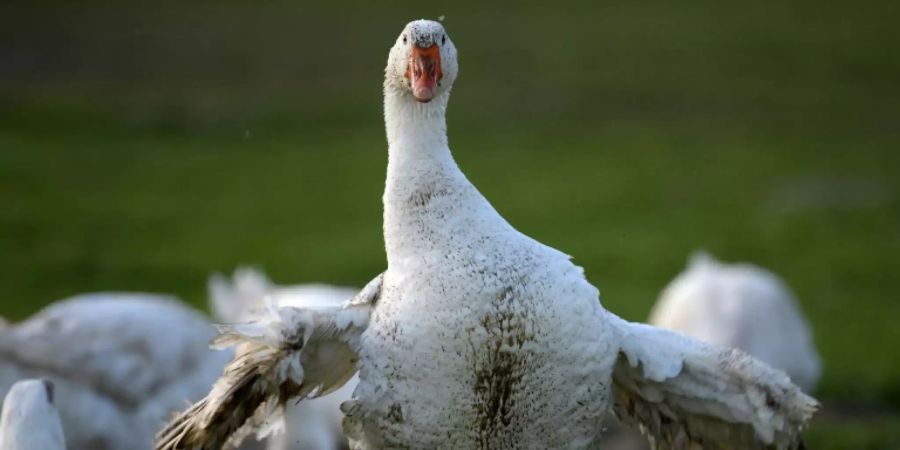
[0,293,232,450]
[650,252,822,392]
[157,19,817,450]
[0,379,65,450]
[208,267,357,450]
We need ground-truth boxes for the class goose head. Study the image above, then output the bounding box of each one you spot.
[1,378,59,425]
[385,20,458,103]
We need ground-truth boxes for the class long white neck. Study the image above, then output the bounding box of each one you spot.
[382,87,510,266]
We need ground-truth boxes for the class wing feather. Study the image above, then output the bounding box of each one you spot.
[610,315,818,450]
[155,273,383,450]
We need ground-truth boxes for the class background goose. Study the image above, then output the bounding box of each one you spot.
[0,293,232,450]
[208,267,357,450]
[0,379,65,450]
[156,20,817,450]
[649,252,822,392]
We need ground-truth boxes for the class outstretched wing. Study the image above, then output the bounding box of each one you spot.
[155,273,383,450]
[609,314,818,450]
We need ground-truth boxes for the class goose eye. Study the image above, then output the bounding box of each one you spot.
[441,34,446,45]
[402,35,407,44]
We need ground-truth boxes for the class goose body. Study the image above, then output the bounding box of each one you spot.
[0,293,231,450]
[0,379,65,450]
[650,252,821,392]
[156,20,817,450]
[354,98,617,445]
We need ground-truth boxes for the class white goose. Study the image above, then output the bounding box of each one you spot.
[208,267,357,450]
[0,293,232,450]
[649,252,822,393]
[0,379,66,450]
[156,20,818,450]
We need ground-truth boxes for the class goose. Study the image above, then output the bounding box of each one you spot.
[0,379,65,450]
[208,267,357,450]
[155,19,818,450]
[649,252,822,393]
[0,293,232,450]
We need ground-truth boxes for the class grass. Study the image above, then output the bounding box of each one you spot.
[1,0,899,447]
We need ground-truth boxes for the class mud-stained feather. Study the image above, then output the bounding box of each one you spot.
[154,273,382,450]
[610,315,818,450]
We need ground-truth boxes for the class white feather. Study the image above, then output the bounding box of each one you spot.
[207,267,362,450]
[611,315,817,449]
[155,274,381,450]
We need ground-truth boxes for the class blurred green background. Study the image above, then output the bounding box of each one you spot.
[1,1,898,447]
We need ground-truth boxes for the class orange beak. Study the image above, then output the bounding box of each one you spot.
[406,44,443,103]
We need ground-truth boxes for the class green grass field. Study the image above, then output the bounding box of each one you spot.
[1,1,898,447]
